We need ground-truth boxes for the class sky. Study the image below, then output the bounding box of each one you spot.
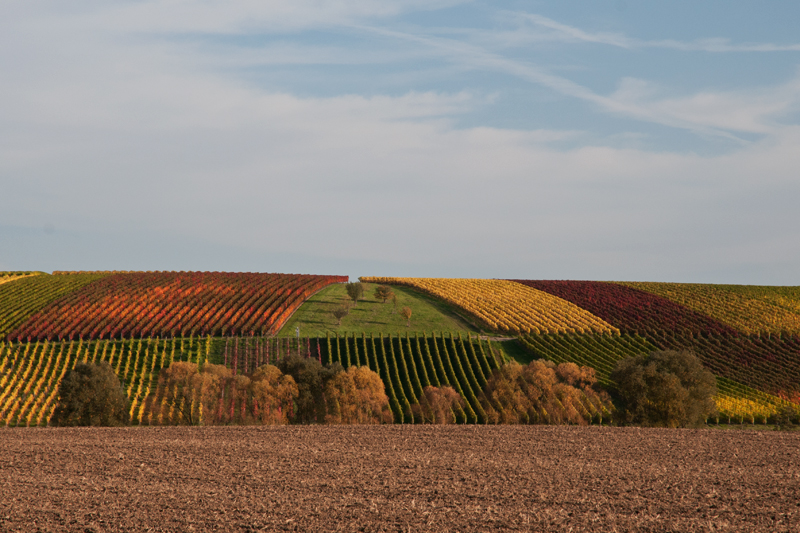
[1,1,799,284]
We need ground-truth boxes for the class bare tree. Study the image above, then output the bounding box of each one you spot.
[332,305,350,326]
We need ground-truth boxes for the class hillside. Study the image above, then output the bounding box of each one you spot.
[1,273,799,426]
[0,271,347,341]
[278,282,481,337]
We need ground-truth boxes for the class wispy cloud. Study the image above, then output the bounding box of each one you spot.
[518,13,800,52]
[355,24,800,141]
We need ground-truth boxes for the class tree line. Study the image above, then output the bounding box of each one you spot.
[49,343,763,428]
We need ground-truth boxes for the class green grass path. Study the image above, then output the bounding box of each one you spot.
[278,282,480,337]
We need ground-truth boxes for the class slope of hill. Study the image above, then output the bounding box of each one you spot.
[360,277,618,335]
[0,273,110,340]
[6,271,347,341]
[619,282,800,335]
[278,282,481,337]
[511,280,737,335]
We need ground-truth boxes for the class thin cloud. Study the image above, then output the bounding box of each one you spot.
[519,13,800,52]
[356,25,753,141]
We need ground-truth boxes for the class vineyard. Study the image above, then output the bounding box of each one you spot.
[620,282,800,335]
[512,280,738,335]
[0,273,111,340]
[0,272,44,286]
[360,277,618,335]
[2,273,799,426]
[518,332,796,422]
[0,337,213,427]
[6,271,347,341]
[2,330,796,426]
[0,332,506,426]
[319,332,504,423]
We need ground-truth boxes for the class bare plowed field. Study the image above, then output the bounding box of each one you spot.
[1,426,798,532]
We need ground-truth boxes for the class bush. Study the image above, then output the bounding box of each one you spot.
[775,405,799,431]
[146,361,300,425]
[51,362,129,426]
[611,350,717,428]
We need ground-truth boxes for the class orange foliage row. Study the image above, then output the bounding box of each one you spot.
[12,272,347,341]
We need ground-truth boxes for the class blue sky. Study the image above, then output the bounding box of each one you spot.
[1,1,799,283]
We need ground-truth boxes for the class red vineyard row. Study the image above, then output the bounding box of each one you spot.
[9,272,347,341]
[510,280,738,335]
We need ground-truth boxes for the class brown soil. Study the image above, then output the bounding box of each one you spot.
[1,426,798,532]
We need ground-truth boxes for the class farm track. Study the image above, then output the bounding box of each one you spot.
[1,426,798,532]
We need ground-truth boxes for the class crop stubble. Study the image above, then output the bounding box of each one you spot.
[0,426,798,532]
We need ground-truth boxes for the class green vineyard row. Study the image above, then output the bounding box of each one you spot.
[318,332,504,423]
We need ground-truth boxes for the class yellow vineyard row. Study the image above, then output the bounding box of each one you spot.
[0,273,42,286]
[621,282,800,335]
[715,395,782,424]
[0,337,208,427]
[361,277,619,335]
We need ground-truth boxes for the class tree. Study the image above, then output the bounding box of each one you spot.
[611,349,717,428]
[482,360,613,425]
[400,306,412,327]
[345,282,364,306]
[332,305,350,326]
[51,362,129,426]
[373,285,394,303]
[278,355,342,424]
[152,361,202,425]
[414,386,463,424]
[147,362,232,425]
[250,364,299,424]
[324,366,392,424]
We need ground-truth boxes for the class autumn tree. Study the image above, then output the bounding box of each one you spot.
[414,386,463,424]
[151,361,201,425]
[332,305,350,326]
[325,366,392,424]
[400,306,412,327]
[278,355,342,424]
[373,285,394,303]
[195,363,234,425]
[148,362,299,426]
[611,350,717,428]
[345,282,364,306]
[482,360,613,425]
[147,362,231,425]
[250,364,299,424]
[51,362,129,427]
